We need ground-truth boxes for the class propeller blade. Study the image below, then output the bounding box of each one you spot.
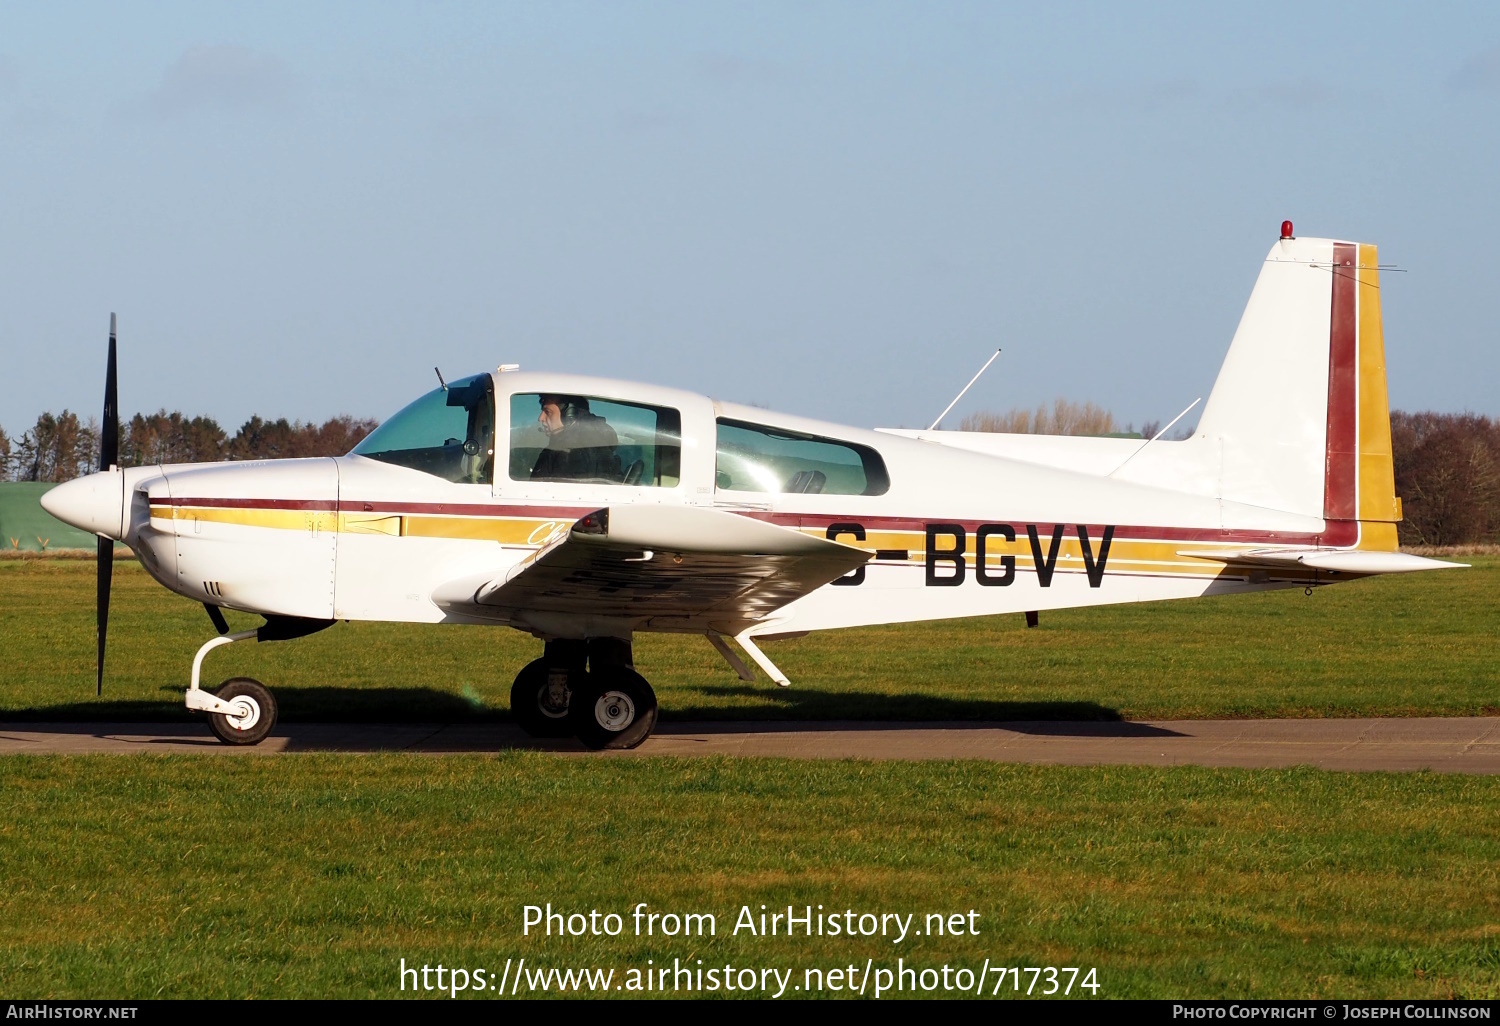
[101,313,118,471]
[97,535,113,696]
[96,314,118,695]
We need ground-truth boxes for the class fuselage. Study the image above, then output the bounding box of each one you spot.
[57,369,1362,642]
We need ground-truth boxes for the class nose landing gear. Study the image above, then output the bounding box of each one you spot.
[185,629,280,746]
[185,615,332,746]
[185,629,281,745]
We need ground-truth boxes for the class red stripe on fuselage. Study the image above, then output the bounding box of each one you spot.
[747,511,1357,547]
[160,498,1358,547]
[1324,242,1359,520]
[165,497,592,518]
[164,496,338,511]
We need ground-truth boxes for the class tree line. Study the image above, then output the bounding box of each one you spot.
[0,410,376,483]
[1389,411,1500,547]
[3,405,1495,545]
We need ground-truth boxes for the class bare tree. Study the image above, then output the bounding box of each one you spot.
[960,398,1118,436]
[1391,411,1500,546]
[0,424,10,482]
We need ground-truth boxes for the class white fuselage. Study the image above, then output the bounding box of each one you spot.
[109,371,1351,643]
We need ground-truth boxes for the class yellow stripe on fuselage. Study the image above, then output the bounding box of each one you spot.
[801,527,1306,577]
[150,504,563,546]
[149,503,1319,580]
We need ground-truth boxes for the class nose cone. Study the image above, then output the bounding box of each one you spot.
[40,471,125,540]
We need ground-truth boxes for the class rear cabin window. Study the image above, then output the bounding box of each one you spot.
[714,419,890,495]
[509,393,682,487]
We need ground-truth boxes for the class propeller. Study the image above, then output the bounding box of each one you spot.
[96,314,118,696]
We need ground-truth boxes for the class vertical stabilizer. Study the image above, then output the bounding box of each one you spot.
[1194,233,1401,547]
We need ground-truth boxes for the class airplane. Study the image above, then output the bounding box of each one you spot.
[42,222,1463,749]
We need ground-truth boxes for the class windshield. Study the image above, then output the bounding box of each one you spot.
[352,373,495,484]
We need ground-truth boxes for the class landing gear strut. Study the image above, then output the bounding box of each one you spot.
[510,637,658,750]
[185,630,279,746]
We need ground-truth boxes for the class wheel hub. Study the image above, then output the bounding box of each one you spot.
[224,697,260,731]
[594,690,636,731]
[540,670,571,719]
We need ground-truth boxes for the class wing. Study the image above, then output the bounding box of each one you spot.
[432,504,870,636]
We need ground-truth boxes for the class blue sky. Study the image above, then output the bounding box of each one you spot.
[1,2,1497,435]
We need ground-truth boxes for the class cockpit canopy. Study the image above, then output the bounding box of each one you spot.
[352,371,889,496]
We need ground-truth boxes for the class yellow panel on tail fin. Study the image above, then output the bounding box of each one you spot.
[1356,244,1401,543]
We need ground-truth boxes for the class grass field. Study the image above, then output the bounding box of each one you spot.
[0,754,1497,999]
[3,556,1498,1000]
[1,556,1495,722]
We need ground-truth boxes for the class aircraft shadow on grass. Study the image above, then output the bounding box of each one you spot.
[2,687,497,724]
[664,686,1180,736]
[3,684,1183,745]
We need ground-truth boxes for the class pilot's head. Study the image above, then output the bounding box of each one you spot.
[538,394,589,436]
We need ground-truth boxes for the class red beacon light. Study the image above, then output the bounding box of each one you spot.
[1280,220,1295,240]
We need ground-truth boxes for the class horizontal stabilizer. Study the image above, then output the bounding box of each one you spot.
[1177,548,1466,574]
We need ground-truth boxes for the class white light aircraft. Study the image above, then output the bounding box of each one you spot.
[43,223,1463,748]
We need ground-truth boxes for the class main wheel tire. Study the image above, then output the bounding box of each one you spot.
[510,658,577,738]
[569,666,658,750]
[207,677,277,746]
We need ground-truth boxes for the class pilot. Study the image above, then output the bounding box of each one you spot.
[531,394,622,483]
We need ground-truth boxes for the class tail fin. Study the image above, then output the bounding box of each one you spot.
[1195,233,1401,549]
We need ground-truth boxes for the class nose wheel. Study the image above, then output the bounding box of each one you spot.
[206,677,278,745]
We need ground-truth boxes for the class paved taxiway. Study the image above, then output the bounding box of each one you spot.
[1,718,1498,773]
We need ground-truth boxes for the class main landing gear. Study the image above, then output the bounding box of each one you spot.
[510,638,658,750]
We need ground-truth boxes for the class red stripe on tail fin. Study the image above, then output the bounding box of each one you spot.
[1324,243,1359,520]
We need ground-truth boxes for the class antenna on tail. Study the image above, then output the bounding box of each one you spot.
[1107,397,1201,478]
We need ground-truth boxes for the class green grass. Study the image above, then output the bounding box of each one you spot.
[1,556,1495,722]
[0,755,1497,999]
[3,560,1498,1000]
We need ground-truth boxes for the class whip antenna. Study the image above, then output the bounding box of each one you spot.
[1107,397,1201,477]
[928,348,1001,431]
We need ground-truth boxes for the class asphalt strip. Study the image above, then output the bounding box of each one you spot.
[0,718,1498,773]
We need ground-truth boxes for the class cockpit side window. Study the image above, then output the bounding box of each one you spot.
[714,419,890,495]
[509,393,682,487]
[351,374,496,484]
